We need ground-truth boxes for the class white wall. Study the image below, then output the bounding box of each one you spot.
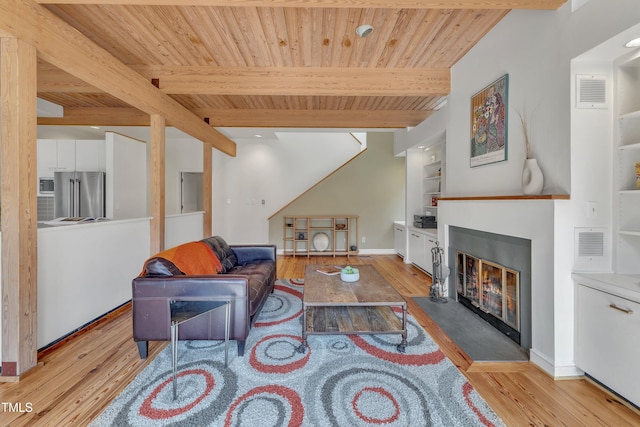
[105,132,148,219]
[447,8,573,196]
[165,138,203,215]
[396,0,640,377]
[165,212,204,248]
[212,131,363,244]
[36,219,150,348]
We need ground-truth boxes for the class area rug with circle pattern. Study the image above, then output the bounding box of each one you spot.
[90,279,505,426]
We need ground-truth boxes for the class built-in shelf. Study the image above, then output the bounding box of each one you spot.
[619,110,640,120]
[439,194,570,201]
[619,141,640,150]
[615,57,640,274]
[619,230,640,237]
[422,144,444,216]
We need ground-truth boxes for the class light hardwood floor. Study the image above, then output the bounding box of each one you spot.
[1,255,638,426]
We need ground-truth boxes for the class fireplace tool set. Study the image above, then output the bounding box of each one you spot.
[430,241,449,303]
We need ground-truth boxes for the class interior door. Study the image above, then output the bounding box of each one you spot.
[181,172,203,213]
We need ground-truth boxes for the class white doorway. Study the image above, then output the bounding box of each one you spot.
[180,172,203,213]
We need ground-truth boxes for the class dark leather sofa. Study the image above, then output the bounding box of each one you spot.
[132,236,276,359]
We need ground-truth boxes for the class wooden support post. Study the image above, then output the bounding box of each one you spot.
[149,115,165,254]
[203,142,212,237]
[0,37,38,378]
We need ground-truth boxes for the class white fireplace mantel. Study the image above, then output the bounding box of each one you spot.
[438,195,579,377]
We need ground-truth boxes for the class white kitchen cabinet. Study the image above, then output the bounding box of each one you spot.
[409,229,434,275]
[75,140,105,171]
[394,223,406,258]
[37,139,106,174]
[424,233,437,273]
[37,139,58,175]
[56,139,76,171]
[574,275,640,407]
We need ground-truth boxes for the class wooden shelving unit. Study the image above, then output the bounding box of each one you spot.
[283,215,358,257]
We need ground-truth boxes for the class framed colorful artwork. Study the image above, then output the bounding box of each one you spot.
[470,74,508,167]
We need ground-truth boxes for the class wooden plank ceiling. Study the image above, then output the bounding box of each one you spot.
[35,0,567,129]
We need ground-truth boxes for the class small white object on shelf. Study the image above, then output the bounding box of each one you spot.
[312,232,330,251]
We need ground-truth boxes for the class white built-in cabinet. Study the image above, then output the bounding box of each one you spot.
[574,274,640,407]
[615,55,640,274]
[408,229,437,276]
[403,134,445,275]
[572,52,640,409]
[394,222,406,258]
[37,139,105,176]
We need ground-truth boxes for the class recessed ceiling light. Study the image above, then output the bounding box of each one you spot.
[254,134,263,138]
[355,24,374,38]
[625,37,640,48]
[90,126,100,129]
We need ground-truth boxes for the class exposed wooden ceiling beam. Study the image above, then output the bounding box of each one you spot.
[1,0,236,156]
[37,107,432,128]
[34,0,568,10]
[196,108,433,127]
[37,108,150,126]
[38,65,96,93]
[38,66,450,97]
[134,67,449,97]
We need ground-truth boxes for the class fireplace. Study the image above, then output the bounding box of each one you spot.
[448,226,531,350]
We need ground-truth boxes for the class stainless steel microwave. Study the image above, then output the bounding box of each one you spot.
[39,177,54,194]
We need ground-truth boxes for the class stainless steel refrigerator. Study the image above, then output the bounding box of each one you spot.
[54,171,106,218]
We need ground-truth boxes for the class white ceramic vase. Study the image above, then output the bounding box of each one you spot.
[522,158,544,195]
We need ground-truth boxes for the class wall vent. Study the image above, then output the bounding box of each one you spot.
[576,75,608,109]
[577,230,604,257]
[574,228,610,272]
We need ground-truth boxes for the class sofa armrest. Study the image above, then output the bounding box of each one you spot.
[132,275,251,300]
[132,275,252,342]
[231,244,276,265]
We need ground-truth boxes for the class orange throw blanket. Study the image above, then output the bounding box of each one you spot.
[143,241,223,276]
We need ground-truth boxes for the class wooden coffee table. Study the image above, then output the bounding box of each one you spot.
[298,265,408,353]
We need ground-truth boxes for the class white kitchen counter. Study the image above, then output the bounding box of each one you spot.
[409,226,437,239]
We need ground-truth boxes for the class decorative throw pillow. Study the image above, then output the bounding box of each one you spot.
[143,257,185,276]
[201,236,238,273]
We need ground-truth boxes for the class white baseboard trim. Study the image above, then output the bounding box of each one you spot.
[529,349,554,376]
[530,349,584,378]
[358,249,396,255]
[276,249,398,256]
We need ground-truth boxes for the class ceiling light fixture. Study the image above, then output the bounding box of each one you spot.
[254,134,263,138]
[625,37,640,48]
[355,24,374,38]
[90,126,101,130]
